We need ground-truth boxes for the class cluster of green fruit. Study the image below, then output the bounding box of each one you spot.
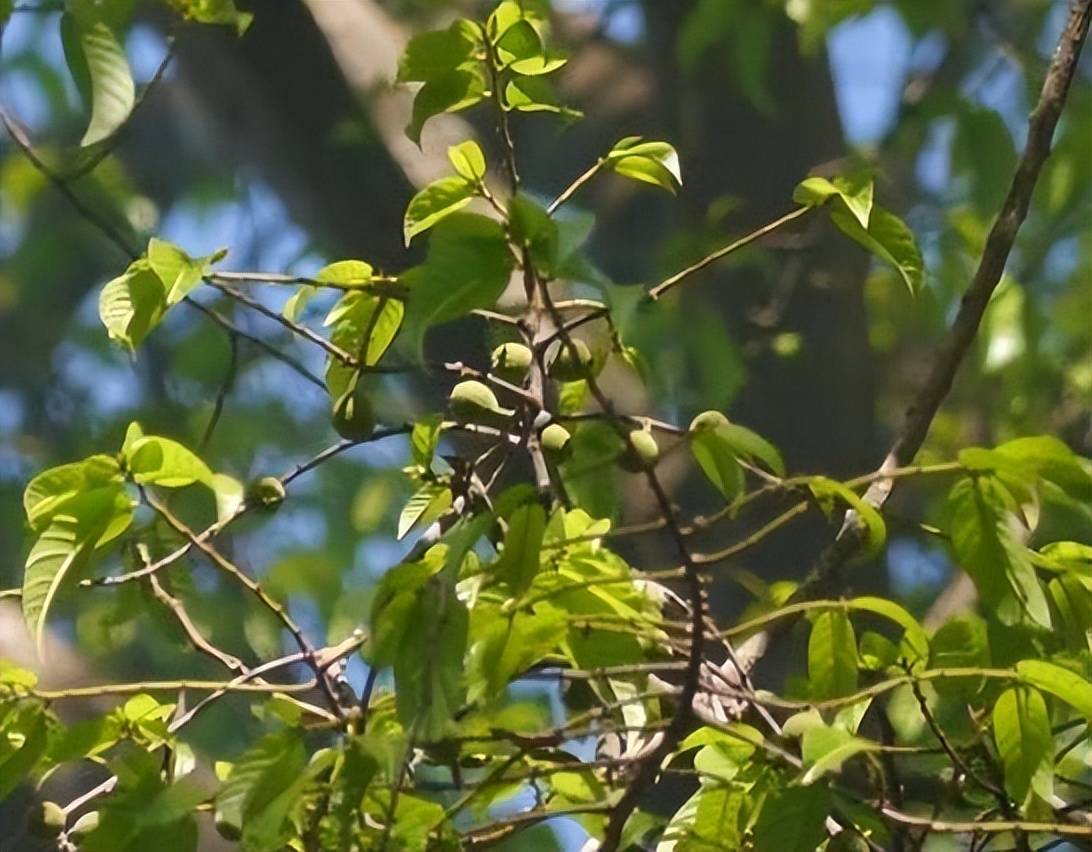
[447,340,662,473]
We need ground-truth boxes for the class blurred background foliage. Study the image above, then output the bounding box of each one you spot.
[1,0,1089,837]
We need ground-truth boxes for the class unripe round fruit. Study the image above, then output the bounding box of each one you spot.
[28,801,65,838]
[490,342,533,384]
[246,475,286,511]
[540,423,572,460]
[449,380,513,425]
[689,409,729,433]
[69,810,100,837]
[618,428,659,472]
[331,383,375,442]
[547,339,594,383]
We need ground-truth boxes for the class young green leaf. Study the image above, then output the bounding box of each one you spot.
[397,21,480,84]
[24,455,122,530]
[61,4,135,146]
[752,784,832,852]
[792,173,874,228]
[125,435,213,488]
[992,685,1054,805]
[397,482,452,541]
[1016,660,1092,721]
[23,488,133,652]
[947,475,1051,628]
[808,610,858,700]
[406,67,487,145]
[401,213,514,348]
[448,139,487,181]
[604,137,682,193]
[147,238,224,304]
[403,175,475,245]
[808,477,887,558]
[466,608,565,702]
[99,262,168,352]
[492,502,546,594]
[830,204,924,294]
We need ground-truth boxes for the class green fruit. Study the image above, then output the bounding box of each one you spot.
[490,342,533,384]
[618,428,659,472]
[547,339,594,383]
[28,801,65,838]
[540,423,572,460]
[689,409,729,433]
[449,380,514,426]
[69,811,100,837]
[331,382,375,442]
[246,475,286,510]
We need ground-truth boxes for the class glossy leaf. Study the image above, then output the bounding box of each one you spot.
[830,204,924,294]
[604,137,682,193]
[992,686,1053,805]
[448,139,487,181]
[99,262,168,352]
[808,610,858,700]
[793,173,874,228]
[492,502,546,594]
[808,477,887,558]
[403,175,475,245]
[61,4,135,146]
[1016,660,1092,721]
[948,475,1051,628]
[125,435,213,488]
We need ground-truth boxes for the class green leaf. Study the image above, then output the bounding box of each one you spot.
[147,238,223,304]
[829,204,924,294]
[995,435,1092,502]
[406,66,487,145]
[492,502,546,594]
[716,421,785,476]
[690,428,744,502]
[324,293,404,399]
[23,488,133,652]
[800,724,874,784]
[808,477,887,558]
[504,75,580,118]
[793,173,874,228]
[61,4,135,146]
[494,18,565,76]
[448,140,487,181]
[604,137,682,193]
[317,259,374,288]
[397,482,452,541]
[508,192,559,277]
[125,435,213,488]
[992,686,1053,805]
[166,0,252,34]
[393,577,468,741]
[369,558,439,667]
[402,213,514,348]
[0,702,48,800]
[948,476,1051,628]
[410,414,444,471]
[1016,660,1092,721]
[466,607,565,702]
[397,20,479,83]
[752,784,832,852]
[808,610,858,700]
[99,261,168,352]
[847,596,928,665]
[214,730,308,850]
[24,454,122,530]
[403,175,475,245]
